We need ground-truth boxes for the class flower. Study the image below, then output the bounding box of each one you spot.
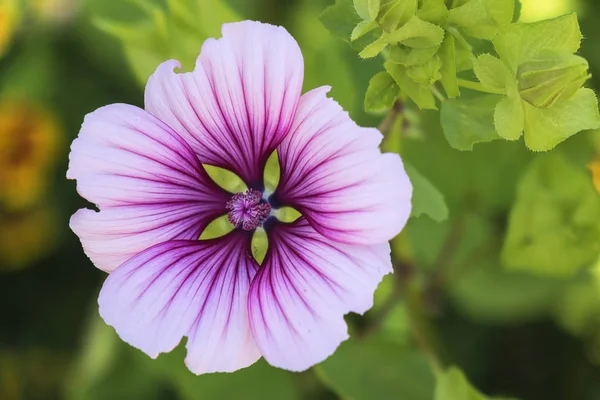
[0,99,60,211]
[68,20,412,374]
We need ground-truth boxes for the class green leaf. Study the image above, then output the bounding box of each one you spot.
[386,15,445,48]
[435,366,516,400]
[145,345,300,400]
[522,88,600,151]
[440,95,502,150]
[386,61,437,109]
[493,13,582,71]
[447,0,514,40]
[503,153,600,277]
[95,0,241,85]
[407,56,442,85]
[316,339,436,400]
[494,93,524,140]
[354,0,380,21]
[449,257,562,324]
[405,163,449,222]
[417,0,449,25]
[320,0,361,42]
[351,19,379,41]
[474,54,508,90]
[359,36,390,58]
[378,0,417,32]
[364,71,400,112]
[435,367,486,400]
[388,45,439,66]
[439,35,460,98]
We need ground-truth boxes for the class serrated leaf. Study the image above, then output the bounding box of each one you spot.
[386,16,445,48]
[388,45,439,66]
[407,56,442,85]
[364,71,400,112]
[405,163,449,222]
[493,13,582,71]
[439,35,459,98]
[503,153,600,277]
[320,0,362,42]
[523,88,600,151]
[440,95,502,150]
[359,36,390,58]
[494,93,524,140]
[447,0,514,40]
[417,0,448,24]
[474,54,508,90]
[354,0,381,21]
[386,61,437,109]
[316,339,435,400]
[351,19,379,41]
[378,0,417,32]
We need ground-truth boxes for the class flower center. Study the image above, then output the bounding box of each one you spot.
[226,189,271,231]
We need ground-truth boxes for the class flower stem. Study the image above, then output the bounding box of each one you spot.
[457,79,505,95]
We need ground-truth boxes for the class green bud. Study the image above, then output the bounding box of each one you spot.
[517,49,590,108]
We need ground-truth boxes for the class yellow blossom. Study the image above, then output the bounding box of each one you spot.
[0,0,19,57]
[588,160,600,194]
[0,99,61,211]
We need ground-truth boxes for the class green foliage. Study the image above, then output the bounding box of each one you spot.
[435,366,517,399]
[405,163,449,222]
[322,0,600,151]
[440,95,501,150]
[365,71,400,112]
[503,154,600,278]
[95,0,240,85]
[316,339,436,400]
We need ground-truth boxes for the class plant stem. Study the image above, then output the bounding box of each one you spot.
[431,85,446,103]
[377,100,403,135]
[457,79,505,95]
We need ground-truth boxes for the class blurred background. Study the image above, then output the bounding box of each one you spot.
[1,0,600,399]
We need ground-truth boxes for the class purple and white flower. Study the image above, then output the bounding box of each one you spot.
[68,21,412,374]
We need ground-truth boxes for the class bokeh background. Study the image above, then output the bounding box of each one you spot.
[1,0,600,399]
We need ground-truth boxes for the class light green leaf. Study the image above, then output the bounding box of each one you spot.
[351,19,379,41]
[440,95,502,150]
[474,54,508,90]
[386,61,437,109]
[407,56,442,85]
[378,0,417,32]
[386,15,445,48]
[354,0,381,21]
[359,36,390,58]
[388,45,439,66]
[417,0,448,25]
[439,35,459,98]
[493,13,582,71]
[503,153,600,277]
[447,0,514,40]
[494,93,524,140]
[405,163,449,222]
[523,88,600,151]
[316,339,435,400]
[364,71,400,112]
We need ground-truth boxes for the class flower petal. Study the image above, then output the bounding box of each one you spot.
[248,218,392,371]
[145,20,304,187]
[271,86,412,245]
[67,104,229,272]
[98,233,261,374]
